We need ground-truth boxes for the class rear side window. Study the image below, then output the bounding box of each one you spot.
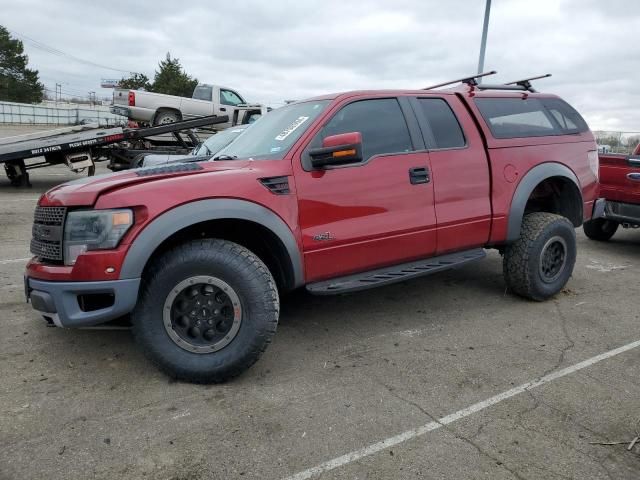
[541,98,589,133]
[417,98,465,148]
[321,98,413,161]
[475,98,557,138]
[193,85,212,101]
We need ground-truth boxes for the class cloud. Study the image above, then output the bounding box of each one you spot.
[2,0,638,130]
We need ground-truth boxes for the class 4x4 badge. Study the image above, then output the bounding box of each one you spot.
[313,232,335,242]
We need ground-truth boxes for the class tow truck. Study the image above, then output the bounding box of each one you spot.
[0,115,228,186]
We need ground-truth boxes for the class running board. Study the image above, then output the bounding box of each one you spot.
[306,249,486,295]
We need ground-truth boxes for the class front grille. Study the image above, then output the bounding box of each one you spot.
[33,206,66,225]
[31,206,66,262]
[30,238,63,261]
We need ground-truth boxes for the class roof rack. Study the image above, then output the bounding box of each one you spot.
[503,73,552,93]
[423,71,497,90]
[423,71,552,93]
[473,73,552,92]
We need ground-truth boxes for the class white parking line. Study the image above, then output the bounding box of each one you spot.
[284,339,640,480]
[0,257,31,265]
[0,197,40,202]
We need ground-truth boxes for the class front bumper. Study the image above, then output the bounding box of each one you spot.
[26,277,140,328]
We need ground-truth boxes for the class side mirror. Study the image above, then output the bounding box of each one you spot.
[308,132,363,169]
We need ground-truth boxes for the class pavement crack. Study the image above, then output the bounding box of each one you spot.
[371,377,440,423]
[514,389,541,433]
[372,377,527,480]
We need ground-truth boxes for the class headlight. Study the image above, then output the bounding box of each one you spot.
[64,209,133,265]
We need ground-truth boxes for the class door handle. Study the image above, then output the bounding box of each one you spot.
[627,173,640,182]
[220,107,226,112]
[628,156,640,168]
[409,167,430,185]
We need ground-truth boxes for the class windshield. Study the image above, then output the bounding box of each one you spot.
[215,100,330,160]
[195,127,247,156]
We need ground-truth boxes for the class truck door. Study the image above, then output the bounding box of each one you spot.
[599,153,640,205]
[293,97,437,282]
[410,96,492,254]
[217,89,246,128]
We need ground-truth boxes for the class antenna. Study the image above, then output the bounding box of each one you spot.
[423,71,497,90]
[504,73,551,92]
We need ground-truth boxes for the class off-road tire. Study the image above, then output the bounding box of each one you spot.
[503,213,577,301]
[153,110,180,126]
[131,239,279,383]
[583,218,618,241]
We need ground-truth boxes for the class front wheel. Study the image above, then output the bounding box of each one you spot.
[583,218,618,241]
[503,213,577,301]
[131,239,279,383]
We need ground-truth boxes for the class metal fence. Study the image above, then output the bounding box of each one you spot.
[0,100,126,126]
[593,131,640,154]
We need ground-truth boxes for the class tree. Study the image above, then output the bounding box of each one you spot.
[626,135,640,149]
[118,73,151,91]
[0,26,44,103]
[151,53,197,97]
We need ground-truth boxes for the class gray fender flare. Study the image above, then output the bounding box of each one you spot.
[119,199,304,287]
[506,162,582,242]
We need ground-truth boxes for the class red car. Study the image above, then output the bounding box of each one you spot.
[583,142,640,240]
[25,75,603,382]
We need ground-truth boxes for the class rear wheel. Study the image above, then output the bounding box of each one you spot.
[503,213,577,301]
[153,110,180,125]
[583,218,618,241]
[131,239,279,383]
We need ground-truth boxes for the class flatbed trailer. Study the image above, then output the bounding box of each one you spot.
[0,115,228,186]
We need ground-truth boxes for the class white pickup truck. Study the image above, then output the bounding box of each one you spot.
[111,84,266,129]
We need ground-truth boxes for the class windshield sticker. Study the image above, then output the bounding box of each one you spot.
[275,116,309,141]
[270,146,282,153]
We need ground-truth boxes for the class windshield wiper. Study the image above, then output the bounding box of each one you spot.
[212,154,238,161]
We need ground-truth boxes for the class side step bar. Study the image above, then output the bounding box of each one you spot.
[306,248,486,295]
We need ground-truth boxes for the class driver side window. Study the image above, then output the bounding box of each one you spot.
[220,89,244,106]
[321,98,413,161]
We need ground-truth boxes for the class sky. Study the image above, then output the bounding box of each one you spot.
[1,0,638,131]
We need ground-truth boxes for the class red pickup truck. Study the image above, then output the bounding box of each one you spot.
[25,76,603,382]
[583,143,640,240]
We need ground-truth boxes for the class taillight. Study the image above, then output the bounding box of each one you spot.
[588,150,599,181]
[128,91,135,106]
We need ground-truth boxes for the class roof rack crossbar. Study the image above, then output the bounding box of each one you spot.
[503,73,552,93]
[475,84,528,91]
[423,70,497,90]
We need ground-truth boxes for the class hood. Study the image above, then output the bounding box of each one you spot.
[141,153,206,167]
[40,160,251,207]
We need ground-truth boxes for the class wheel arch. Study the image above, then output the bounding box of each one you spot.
[119,199,304,290]
[506,162,583,242]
